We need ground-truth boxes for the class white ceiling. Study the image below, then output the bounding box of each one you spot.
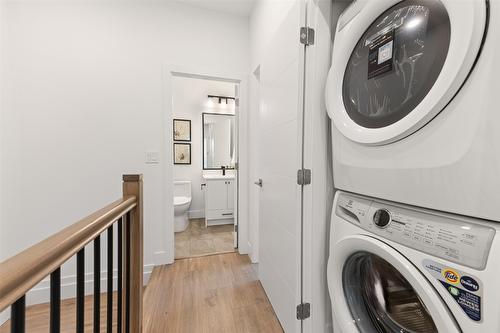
[175,0,256,17]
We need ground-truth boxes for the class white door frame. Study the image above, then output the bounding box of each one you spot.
[159,64,249,265]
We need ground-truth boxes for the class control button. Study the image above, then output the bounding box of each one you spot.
[423,239,434,246]
[373,209,391,228]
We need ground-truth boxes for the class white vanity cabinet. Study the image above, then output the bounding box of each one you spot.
[203,177,235,226]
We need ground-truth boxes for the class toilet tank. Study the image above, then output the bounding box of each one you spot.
[174,181,191,198]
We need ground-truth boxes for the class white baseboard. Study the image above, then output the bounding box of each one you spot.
[154,251,171,266]
[27,264,154,305]
[248,241,258,263]
[188,209,205,219]
[0,264,153,325]
[207,218,234,226]
[2,264,153,308]
[0,311,8,327]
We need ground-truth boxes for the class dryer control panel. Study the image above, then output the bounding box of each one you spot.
[336,193,496,270]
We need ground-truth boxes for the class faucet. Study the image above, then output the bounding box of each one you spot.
[221,166,226,176]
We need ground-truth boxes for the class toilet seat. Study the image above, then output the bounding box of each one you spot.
[174,196,191,206]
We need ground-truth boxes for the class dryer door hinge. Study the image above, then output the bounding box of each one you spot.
[296,302,311,320]
[300,27,315,46]
[297,169,312,185]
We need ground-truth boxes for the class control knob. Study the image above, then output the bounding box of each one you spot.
[373,209,391,228]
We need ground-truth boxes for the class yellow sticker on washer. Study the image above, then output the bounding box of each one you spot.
[443,268,460,284]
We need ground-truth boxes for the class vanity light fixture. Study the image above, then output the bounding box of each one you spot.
[208,95,235,104]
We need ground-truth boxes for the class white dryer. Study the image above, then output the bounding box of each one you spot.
[325,0,500,221]
[327,191,500,332]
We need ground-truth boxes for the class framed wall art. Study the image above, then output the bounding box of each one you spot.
[173,119,191,142]
[174,143,191,165]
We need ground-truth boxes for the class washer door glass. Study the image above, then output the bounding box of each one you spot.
[343,252,438,333]
[343,0,451,128]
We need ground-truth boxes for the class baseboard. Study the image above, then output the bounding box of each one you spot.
[22,264,153,306]
[0,311,8,327]
[154,250,171,265]
[206,218,234,226]
[188,209,205,219]
[0,264,153,325]
[248,241,258,263]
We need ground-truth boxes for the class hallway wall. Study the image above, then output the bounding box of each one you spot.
[0,0,249,305]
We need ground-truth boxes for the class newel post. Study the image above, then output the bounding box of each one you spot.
[122,174,143,332]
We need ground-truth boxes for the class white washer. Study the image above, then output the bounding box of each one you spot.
[327,191,500,333]
[325,0,500,221]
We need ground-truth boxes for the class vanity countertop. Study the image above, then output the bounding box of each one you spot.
[202,174,235,180]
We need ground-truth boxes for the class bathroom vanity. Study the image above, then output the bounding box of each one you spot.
[203,175,235,226]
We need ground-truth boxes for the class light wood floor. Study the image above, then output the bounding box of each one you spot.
[1,253,283,333]
[143,253,283,332]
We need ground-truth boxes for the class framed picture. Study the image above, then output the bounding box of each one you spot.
[173,119,191,142]
[174,143,191,165]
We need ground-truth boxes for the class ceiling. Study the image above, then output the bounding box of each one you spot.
[175,0,256,17]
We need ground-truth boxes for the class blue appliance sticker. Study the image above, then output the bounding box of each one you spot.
[439,280,481,321]
[423,259,483,322]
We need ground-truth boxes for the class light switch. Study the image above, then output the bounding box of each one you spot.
[145,151,159,164]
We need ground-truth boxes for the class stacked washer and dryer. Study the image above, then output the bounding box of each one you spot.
[325,0,500,332]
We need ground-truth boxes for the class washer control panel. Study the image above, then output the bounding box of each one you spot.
[336,193,496,270]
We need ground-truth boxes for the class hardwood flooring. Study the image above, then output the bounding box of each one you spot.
[1,253,283,333]
[143,253,283,332]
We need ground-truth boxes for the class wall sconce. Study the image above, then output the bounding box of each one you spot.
[208,95,235,104]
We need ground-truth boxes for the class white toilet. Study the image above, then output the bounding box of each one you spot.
[173,180,192,232]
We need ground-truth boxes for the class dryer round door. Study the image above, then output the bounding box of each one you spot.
[325,0,487,145]
[327,235,461,333]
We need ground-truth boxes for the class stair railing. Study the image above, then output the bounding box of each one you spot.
[0,174,144,333]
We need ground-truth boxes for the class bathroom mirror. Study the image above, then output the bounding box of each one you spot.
[202,113,236,170]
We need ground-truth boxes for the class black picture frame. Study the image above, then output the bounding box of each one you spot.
[173,119,191,142]
[202,112,236,170]
[174,143,191,165]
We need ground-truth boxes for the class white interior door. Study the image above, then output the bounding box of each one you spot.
[248,66,261,262]
[258,1,306,331]
[234,84,239,249]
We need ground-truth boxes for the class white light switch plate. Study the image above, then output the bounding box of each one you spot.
[145,151,159,164]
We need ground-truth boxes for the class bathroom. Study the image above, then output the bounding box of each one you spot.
[171,74,238,259]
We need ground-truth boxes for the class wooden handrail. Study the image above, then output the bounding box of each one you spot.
[0,196,136,311]
[0,174,144,333]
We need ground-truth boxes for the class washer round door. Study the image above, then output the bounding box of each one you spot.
[327,235,461,333]
[325,0,487,145]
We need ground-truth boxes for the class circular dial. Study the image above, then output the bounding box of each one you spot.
[373,209,391,228]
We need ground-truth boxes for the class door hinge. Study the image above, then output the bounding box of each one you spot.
[297,169,311,185]
[234,224,238,233]
[300,27,315,46]
[296,303,311,320]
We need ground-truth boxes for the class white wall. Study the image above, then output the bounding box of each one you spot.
[0,0,249,305]
[172,76,235,219]
[249,0,296,69]
[0,0,7,325]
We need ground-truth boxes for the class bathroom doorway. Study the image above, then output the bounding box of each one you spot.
[168,73,241,260]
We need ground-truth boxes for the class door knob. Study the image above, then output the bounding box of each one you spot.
[254,179,263,187]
